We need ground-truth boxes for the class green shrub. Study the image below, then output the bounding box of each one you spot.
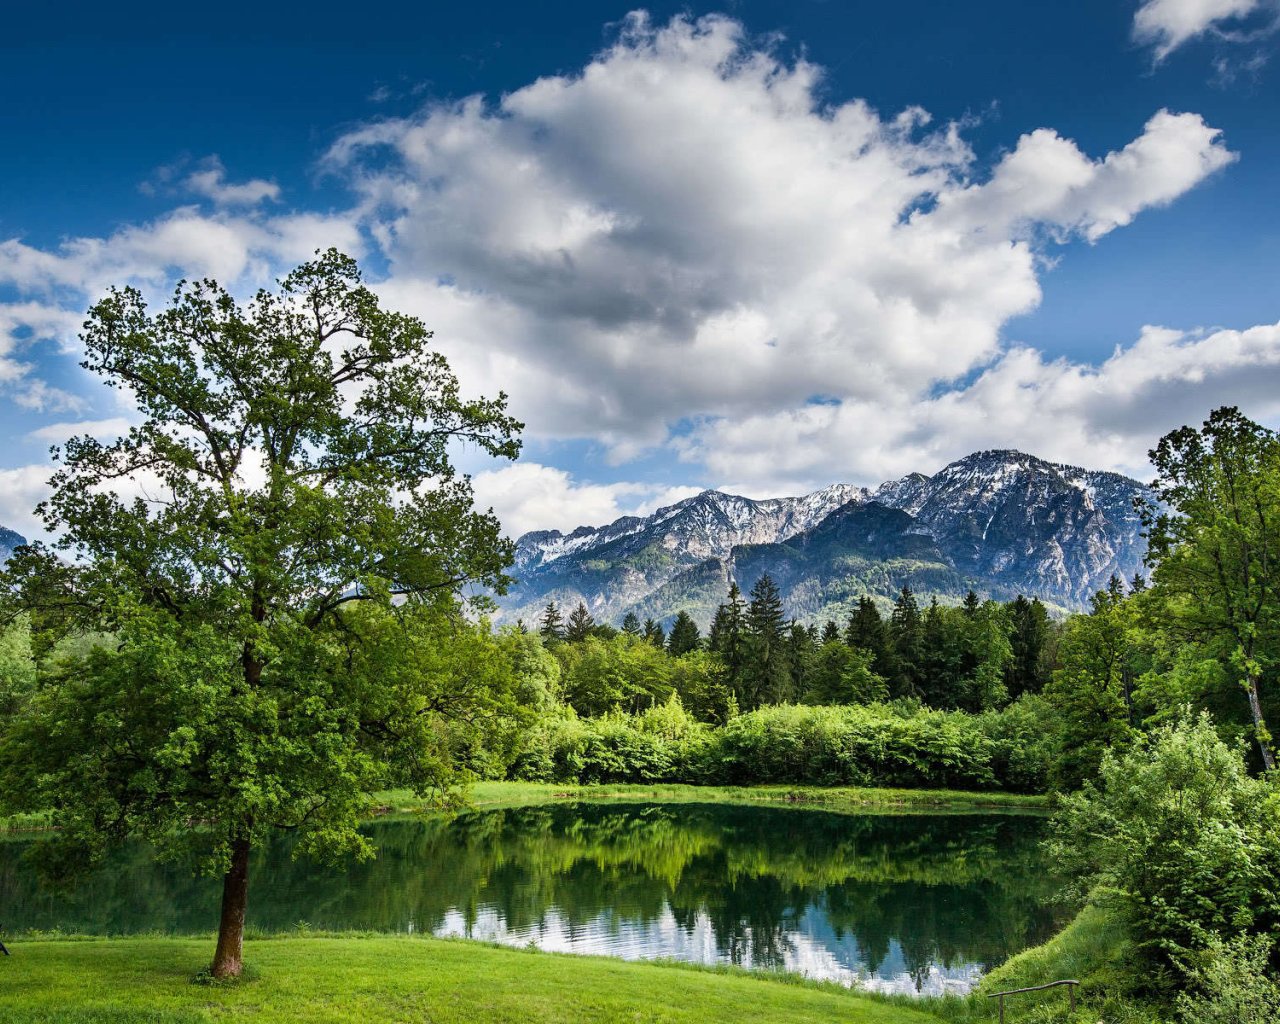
[508,700,1052,791]
[1175,933,1280,1024]
[1050,711,1280,987]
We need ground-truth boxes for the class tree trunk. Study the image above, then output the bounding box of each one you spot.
[210,837,251,978]
[1245,673,1276,772]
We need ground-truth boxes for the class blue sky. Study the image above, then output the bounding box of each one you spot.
[2,1,1279,538]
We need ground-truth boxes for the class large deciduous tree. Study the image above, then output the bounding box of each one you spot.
[0,250,523,977]
[1143,407,1280,771]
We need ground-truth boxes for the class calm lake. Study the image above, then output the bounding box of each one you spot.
[2,802,1062,996]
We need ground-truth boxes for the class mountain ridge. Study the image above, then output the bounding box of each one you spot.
[499,450,1154,627]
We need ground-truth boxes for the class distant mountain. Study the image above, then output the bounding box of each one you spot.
[0,525,26,567]
[496,450,1155,627]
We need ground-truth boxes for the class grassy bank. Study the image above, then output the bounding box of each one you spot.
[2,782,1047,833]
[381,780,1050,816]
[0,935,946,1024]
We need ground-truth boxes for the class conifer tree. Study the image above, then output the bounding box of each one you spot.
[845,597,890,677]
[708,582,747,694]
[666,610,701,656]
[788,621,818,695]
[1006,595,1050,696]
[539,602,565,643]
[621,612,642,636]
[888,585,924,699]
[642,618,666,648]
[742,574,791,707]
[564,602,596,642]
[821,620,842,645]
[962,590,981,618]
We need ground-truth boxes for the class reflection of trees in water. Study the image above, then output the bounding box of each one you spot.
[2,804,1059,975]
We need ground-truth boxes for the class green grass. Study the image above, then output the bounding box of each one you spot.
[375,780,1049,817]
[0,934,947,1024]
[3,781,1046,832]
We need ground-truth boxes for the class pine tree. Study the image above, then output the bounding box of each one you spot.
[667,611,702,656]
[888,585,924,699]
[919,597,964,707]
[564,602,595,642]
[821,620,842,645]
[708,583,747,695]
[845,597,890,677]
[539,602,564,643]
[962,589,981,618]
[1006,595,1050,696]
[642,618,666,648]
[788,621,818,695]
[621,612,642,636]
[742,574,792,707]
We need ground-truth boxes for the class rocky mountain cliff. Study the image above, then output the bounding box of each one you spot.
[496,450,1155,627]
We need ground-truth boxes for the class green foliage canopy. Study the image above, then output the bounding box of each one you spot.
[0,250,523,976]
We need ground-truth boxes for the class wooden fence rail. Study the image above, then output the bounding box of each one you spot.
[986,979,1080,1023]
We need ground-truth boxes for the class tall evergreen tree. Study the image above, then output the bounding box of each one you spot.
[742,574,792,708]
[708,582,747,695]
[1006,595,1050,696]
[620,612,642,636]
[845,597,890,677]
[788,621,818,696]
[888,585,924,699]
[962,589,981,618]
[919,597,963,706]
[642,618,666,649]
[820,620,842,645]
[667,611,701,656]
[564,602,596,642]
[539,602,564,642]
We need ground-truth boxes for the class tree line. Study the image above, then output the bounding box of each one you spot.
[535,579,1054,717]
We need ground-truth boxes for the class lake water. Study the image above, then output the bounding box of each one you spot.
[1,802,1062,996]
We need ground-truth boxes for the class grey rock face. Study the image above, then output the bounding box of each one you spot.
[497,451,1154,627]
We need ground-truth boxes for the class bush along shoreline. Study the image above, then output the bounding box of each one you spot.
[506,697,1052,793]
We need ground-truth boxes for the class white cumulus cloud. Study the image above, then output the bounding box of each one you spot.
[325,13,1234,469]
[676,319,1280,495]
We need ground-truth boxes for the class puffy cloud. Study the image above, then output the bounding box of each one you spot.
[1134,0,1279,62]
[931,110,1235,243]
[676,320,1280,495]
[185,158,281,207]
[470,461,700,537]
[0,209,363,299]
[327,13,1233,463]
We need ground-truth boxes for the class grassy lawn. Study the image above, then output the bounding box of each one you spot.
[380,780,1049,816]
[0,935,947,1024]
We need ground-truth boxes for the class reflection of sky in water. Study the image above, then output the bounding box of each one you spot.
[429,901,985,997]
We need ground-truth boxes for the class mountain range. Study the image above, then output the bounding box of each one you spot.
[498,450,1155,627]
